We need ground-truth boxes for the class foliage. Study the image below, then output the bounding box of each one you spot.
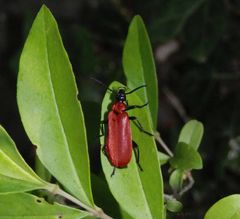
[205,195,240,219]
[0,2,239,219]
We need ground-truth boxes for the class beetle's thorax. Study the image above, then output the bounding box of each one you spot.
[112,102,126,114]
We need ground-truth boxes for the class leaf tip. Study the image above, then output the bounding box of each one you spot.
[39,4,52,18]
[131,15,144,26]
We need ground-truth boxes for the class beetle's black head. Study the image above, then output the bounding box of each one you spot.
[116,88,126,102]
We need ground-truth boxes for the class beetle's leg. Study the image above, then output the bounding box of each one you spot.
[125,102,148,111]
[101,145,107,156]
[99,121,108,154]
[133,141,143,171]
[111,167,116,177]
[99,123,105,137]
[125,85,147,95]
[129,116,154,136]
[99,120,108,137]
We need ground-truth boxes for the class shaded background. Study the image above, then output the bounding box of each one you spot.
[0,0,240,218]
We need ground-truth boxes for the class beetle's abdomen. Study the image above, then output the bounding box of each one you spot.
[106,111,132,167]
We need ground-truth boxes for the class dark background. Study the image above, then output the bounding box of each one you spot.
[0,0,240,218]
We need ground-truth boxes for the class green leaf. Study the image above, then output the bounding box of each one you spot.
[91,174,121,218]
[0,125,47,193]
[100,81,164,219]
[166,199,183,213]
[169,169,183,191]
[170,142,203,170]
[123,15,158,130]
[91,174,134,219]
[17,5,93,206]
[35,156,51,182]
[150,0,205,42]
[178,120,204,150]
[158,151,170,165]
[0,193,90,218]
[204,194,240,219]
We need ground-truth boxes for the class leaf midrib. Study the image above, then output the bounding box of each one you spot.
[0,150,42,184]
[41,10,83,196]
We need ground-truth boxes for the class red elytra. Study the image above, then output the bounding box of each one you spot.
[103,85,149,171]
[106,101,132,168]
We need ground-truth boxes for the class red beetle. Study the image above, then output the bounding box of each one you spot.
[102,85,152,176]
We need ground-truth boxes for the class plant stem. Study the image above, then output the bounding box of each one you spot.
[179,172,194,196]
[162,86,189,122]
[46,184,113,219]
[154,132,174,157]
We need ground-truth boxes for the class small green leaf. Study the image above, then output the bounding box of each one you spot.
[158,151,170,165]
[166,199,183,213]
[17,5,93,206]
[150,0,205,42]
[0,193,90,218]
[123,15,158,130]
[170,142,203,170]
[169,169,183,191]
[0,126,47,193]
[100,81,164,219]
[204,195,240,219]
[178,120,204,150]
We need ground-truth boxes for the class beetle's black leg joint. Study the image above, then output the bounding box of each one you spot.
[133,141,143,171]
[125,102,148,111]
[101,145,107,155]
[99,119,108,137]
[99,121,106,137]
[111,167,116,177]
[129,116,154,136]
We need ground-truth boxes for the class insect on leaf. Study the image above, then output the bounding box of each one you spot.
[100,81,164,219]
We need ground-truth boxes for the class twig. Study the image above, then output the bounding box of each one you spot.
[46,184,113,219]
[154,132,174,157]
[179,172,195,196]
[164,194,174,201]
[162,86,190,122]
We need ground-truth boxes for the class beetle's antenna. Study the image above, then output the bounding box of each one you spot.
[90,77,113,92]
[125,85,147,95]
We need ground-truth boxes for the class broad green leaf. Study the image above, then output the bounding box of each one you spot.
[204,194,240,219]
[17,5,93,206]
[150,0,205,42]
[35,156,51,182]
[123,15,158,130]
[166,199,183,213]
[100,81,164,219]
[178,120,204,150]
[158,151,170,165]
[169,169,183,191]
[91,174,134,219]
[0,126,47,193]
[0,193,90,218]
[91,174,121,218]
[170,142,203,170]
